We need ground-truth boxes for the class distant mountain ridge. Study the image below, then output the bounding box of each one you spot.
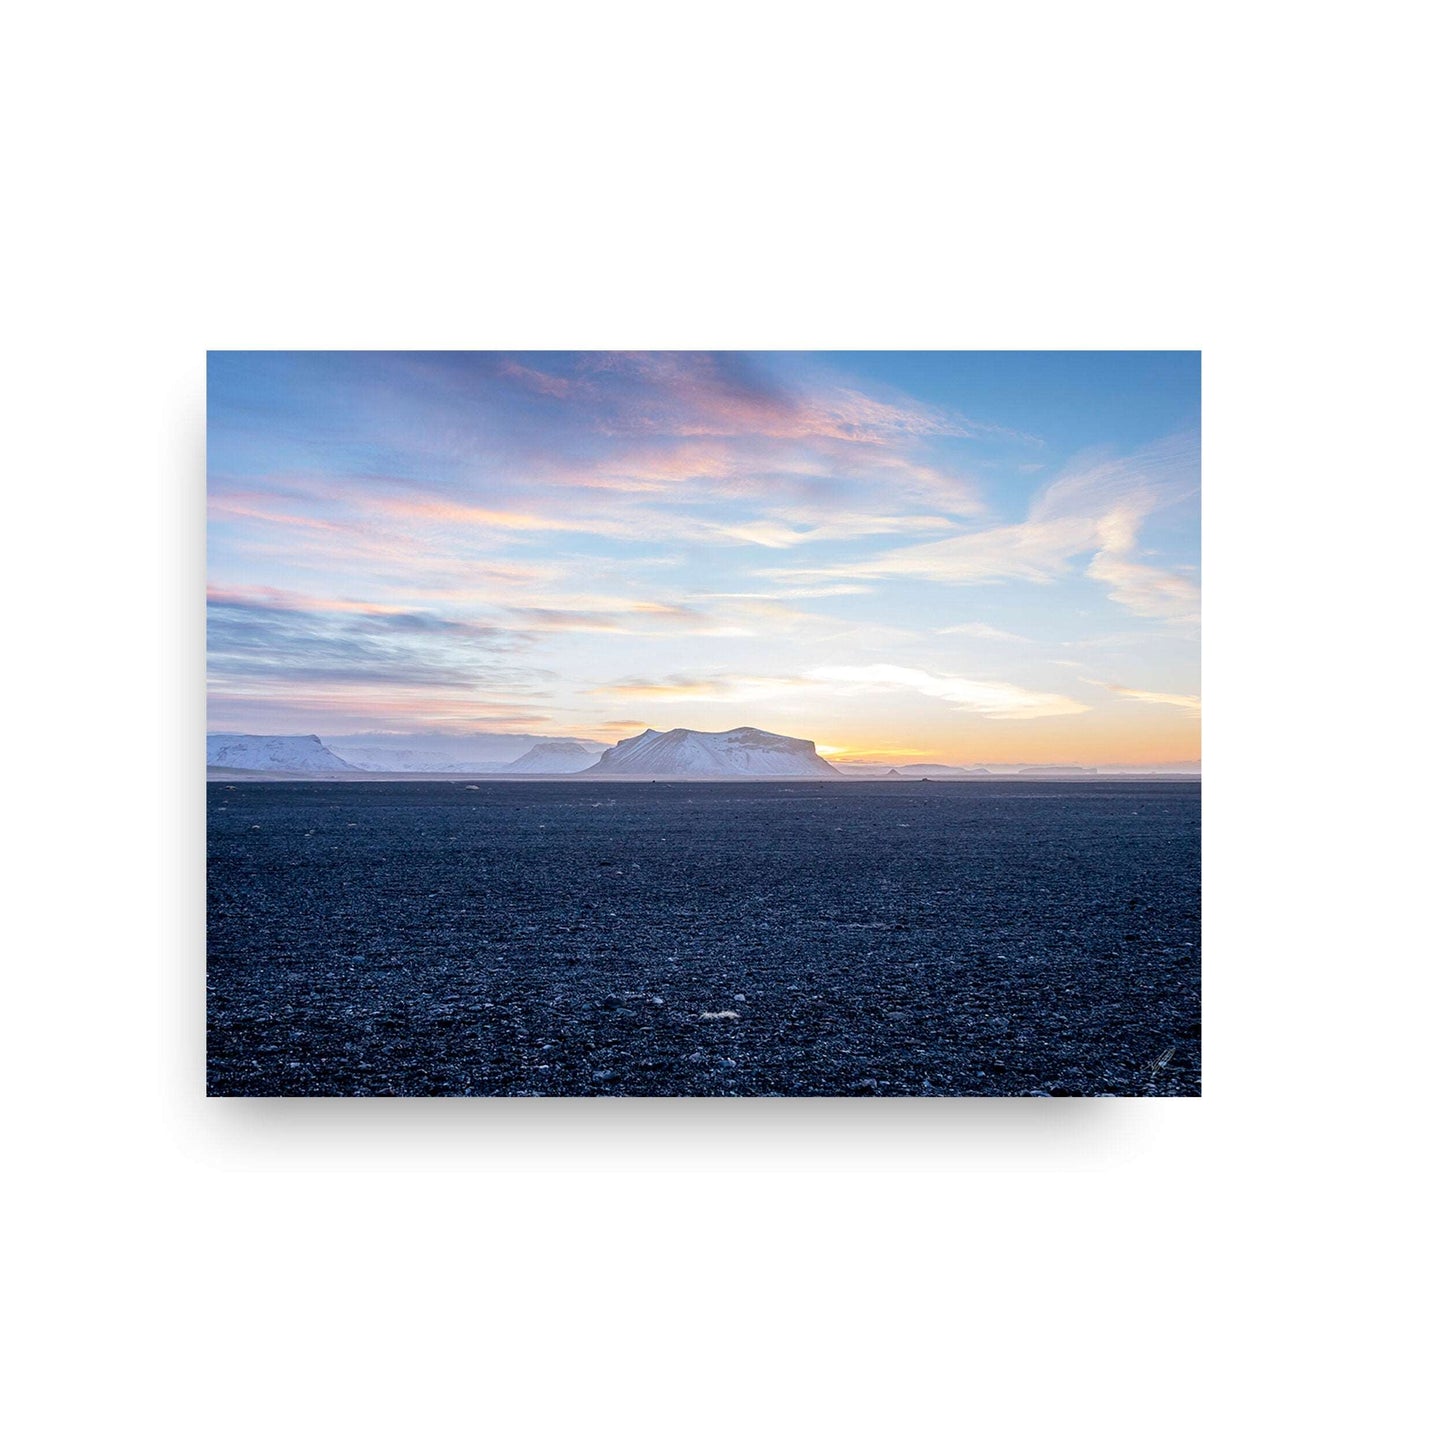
[326,745,480,773]
[833,762,986,778]
[207,734,358,772]
[585,726,839,778]
[207,729,1199,778]
[323,731,605,770]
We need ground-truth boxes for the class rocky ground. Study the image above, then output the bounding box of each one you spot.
[207,780,1201,1096]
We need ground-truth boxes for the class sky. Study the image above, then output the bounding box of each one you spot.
[207,351,1200,765]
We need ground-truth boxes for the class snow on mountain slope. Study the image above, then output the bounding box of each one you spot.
[500,740,596,773]
[585,726,840,778]
[324,745,479,773]
[207,734,359,772]
[322,732,606,771]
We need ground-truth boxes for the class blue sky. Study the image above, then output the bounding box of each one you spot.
[207,351,1200,764]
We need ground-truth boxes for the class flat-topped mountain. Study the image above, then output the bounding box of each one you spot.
[585,726,840,778]
[207,734,358,773]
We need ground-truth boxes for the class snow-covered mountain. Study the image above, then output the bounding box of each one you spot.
[322,732,606,771]
[207,734,359,772]
[324,745,479,773]
[500,740,596,774]
[585,726,840,778]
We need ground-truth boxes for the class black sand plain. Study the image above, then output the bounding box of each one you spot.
[207,779,1201,1096]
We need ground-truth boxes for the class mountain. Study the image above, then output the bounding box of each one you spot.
[323,731,606,771]
[500,740,596,774]
[207,734,359,773]
[323,746,479,773]
[833,761,985,778]
[585,726,840,778]
[893,763,987,777]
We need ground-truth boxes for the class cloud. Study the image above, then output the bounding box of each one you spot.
[593,663,1088,722]
[373,496,618,537]
[461,712,560,726]
[590,672,811,704]
[937,622,1031,643]
[570,352,969,445]
[508,608,626,633]
[806,664,1089,720]
[207,585,406,617]
[506,601,708,633]
[1087,541,1201,624]
[206,692,560,734]
[207,586,518,642]
[497,360,573,399]
[359,490,957,556]
[206,593,540,699]
[562,440,988,531]
[702,520,814,550]
[211,351,1001,598]
[704,511,956,549]
[1098,684,1201,712]
[762,433,1200,623]
[593,675,737,700]
[372,492,964,552]
[695,585,874,600]
[628,602,704,621]
[208,498,350,534]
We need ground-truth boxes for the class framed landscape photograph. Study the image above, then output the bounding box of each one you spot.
[207,350,1201,1096]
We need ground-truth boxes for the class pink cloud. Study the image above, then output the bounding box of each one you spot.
[497,360,573,399]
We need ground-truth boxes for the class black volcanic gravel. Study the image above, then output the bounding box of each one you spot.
[207,780,1201,1096]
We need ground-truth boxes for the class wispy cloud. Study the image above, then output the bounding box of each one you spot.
[361,491,956,553]
[704,512,955,549]
[1095,682,1202,712]
[563,352,968,445]
[806,664,1089,720]
[589,671,867,709]
[1086,512,1200,623]
[937,621,1032,643]
[695,585,875,601]
[762,434,1200,623]
[497,359,573,399]
[507,601,709,633]
[207,585,509,637]
[207,691,561,734]
[592,674,769,701]
[206,592,542,711]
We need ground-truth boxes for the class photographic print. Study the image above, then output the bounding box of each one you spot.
[207,351,1201,1096]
